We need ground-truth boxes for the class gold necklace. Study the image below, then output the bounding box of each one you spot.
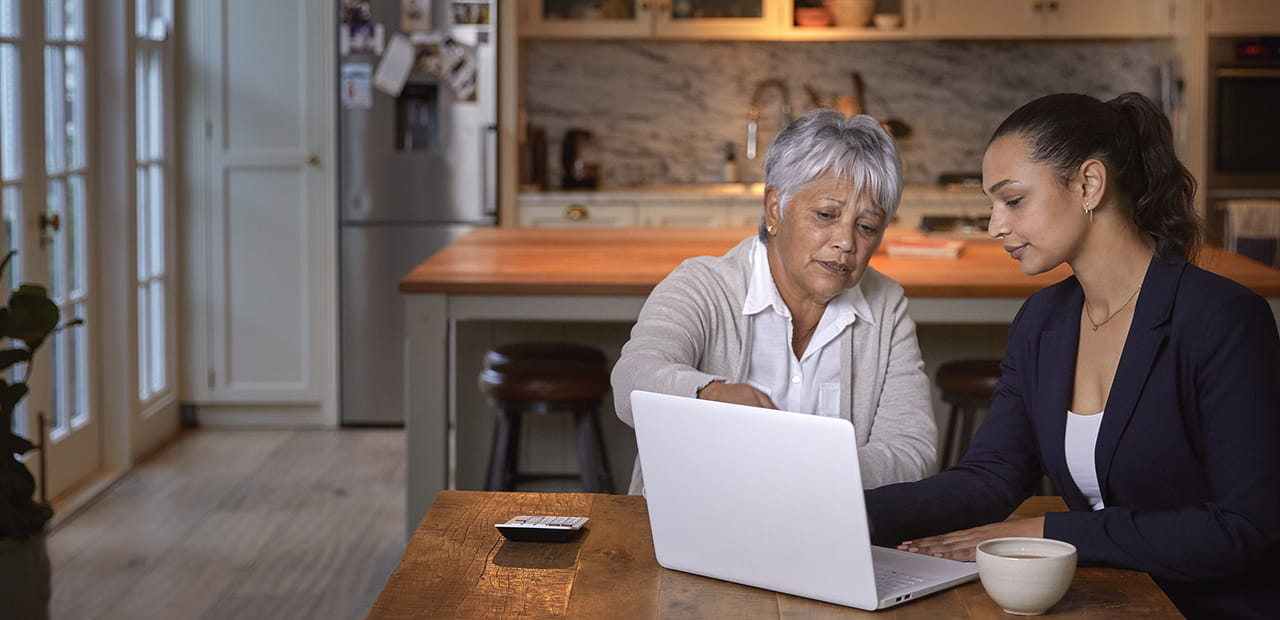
[1083,284,1142,331]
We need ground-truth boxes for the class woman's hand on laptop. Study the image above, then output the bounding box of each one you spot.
[697,381,777,409]
[896,517,1045,562]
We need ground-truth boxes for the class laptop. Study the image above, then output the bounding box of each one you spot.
[630,390,978,611]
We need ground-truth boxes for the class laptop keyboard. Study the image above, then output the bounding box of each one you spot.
[875,567,927,592]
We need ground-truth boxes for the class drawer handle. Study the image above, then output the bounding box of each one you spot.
[566,205,589,221]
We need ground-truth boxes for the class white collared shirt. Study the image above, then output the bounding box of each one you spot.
[1065,410,1106,511]
[742,239,872,417]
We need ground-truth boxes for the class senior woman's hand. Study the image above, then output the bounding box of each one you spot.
[697,381,777,409]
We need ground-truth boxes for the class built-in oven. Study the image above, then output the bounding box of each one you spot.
[1209,37,1280,192]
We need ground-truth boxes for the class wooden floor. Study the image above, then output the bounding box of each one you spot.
[47,429,406,620]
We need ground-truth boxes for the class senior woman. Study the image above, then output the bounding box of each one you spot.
[612,109,936,495]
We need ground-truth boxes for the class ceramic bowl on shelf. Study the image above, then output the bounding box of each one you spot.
[873,13,903,30]
[794,7,833,27]
[826,0,875,28]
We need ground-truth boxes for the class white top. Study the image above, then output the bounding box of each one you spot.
[742,239,869,417]
[1065,410,1106,511]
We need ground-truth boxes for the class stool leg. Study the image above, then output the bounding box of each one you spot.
[939,404,959,469]
[574,409,610,493]
[592,412,615,494]
[957,405,977,463]
[486,408,523,492]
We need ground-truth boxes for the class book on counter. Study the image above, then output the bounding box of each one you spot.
[886,237,966,259]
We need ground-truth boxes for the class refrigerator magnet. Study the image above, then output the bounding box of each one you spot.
[340,64,373,109]
[373,33,415,97]
[402,0,431,32]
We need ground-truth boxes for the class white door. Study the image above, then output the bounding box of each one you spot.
[184,0,336,424]
[0,0,99,502]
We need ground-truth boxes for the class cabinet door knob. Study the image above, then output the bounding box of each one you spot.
[1047,1,1059,10]
[566,205,589,221]
[307,154,320,166]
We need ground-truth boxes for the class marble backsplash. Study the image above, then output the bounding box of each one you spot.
[521,39,1176,188]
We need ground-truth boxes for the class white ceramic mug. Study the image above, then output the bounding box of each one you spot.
[976,537,1077,616]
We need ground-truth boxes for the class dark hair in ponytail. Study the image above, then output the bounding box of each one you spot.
[989,92,1202,262]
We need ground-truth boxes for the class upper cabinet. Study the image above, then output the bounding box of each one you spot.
[1208,0,1280,35]
[519,0,782,39]
[912,0,1174,38]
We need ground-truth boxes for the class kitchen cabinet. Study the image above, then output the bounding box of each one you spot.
[909,0,1174,38]
[180,0,337,425]
[519,0,782,39]
[639,204,731,226]
[520,201,639,227]
[1208,0,1280,35]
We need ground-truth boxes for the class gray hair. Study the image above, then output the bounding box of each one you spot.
[759,110,903,242]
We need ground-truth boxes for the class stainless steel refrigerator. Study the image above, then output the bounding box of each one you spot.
[338,0,497,425]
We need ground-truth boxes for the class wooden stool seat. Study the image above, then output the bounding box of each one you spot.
[936,359,1002,468]
[478,342,615,493]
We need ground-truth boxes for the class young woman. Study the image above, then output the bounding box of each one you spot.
[865,92,1280,619]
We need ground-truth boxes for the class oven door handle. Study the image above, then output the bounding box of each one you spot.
[1216,67,1280,78]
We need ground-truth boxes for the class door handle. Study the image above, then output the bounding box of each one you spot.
[40,213,60,232]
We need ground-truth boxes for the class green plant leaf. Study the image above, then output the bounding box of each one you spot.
[6,287,59,349]
[2,432,35,456]
[0,382,28,414]
[0,347,30,372]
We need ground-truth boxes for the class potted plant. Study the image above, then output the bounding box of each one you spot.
[0,251,82,620]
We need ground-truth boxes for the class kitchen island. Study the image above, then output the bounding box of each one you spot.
[399,227,1280,535]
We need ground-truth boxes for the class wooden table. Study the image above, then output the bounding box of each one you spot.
[367,491,1182,619]
[399,227,1280,536]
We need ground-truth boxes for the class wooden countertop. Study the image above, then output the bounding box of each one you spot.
[367,491,1180,619]
[400,227,1280,298]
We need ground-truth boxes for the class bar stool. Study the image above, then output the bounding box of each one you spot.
[478,342,615,493]
[935,359,1002,469]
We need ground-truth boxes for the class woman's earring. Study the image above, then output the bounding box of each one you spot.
[1084,202,1093,223]
[767,225,776,235]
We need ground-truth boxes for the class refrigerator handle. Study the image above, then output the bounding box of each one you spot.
[482,124,498,218]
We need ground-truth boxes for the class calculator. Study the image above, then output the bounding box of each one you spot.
[495,515,589,542]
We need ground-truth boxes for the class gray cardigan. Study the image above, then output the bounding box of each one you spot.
[612,237,937,495]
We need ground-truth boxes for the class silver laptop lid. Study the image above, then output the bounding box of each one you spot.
[631,390,880,610]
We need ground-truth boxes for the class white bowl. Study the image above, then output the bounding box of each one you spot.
[825,0,875,28]
[976,537,1077,615]
[873,13,902,30]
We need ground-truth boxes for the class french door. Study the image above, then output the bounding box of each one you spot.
[1,0,98,502]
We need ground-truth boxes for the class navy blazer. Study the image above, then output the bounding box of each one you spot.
[867,256,1280,619]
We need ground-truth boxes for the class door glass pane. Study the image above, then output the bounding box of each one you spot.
[0,43,20,181]
[673,0,762,18]
[43,46,65,173]
[135,166,148,279]
[46,178,64,299]
[65,46,84,169]
[149,281,165,394]
[137,286,149,397]
[68,303,85,425]
[2,185,19,291]
[67,173,83,294]
[147,52,163,159]
[43,0,62,40]
[0,0,15,37]
[134,55,147,157]
[50,321,65,431]
[62,0,83,41]
[149,165,163,274]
